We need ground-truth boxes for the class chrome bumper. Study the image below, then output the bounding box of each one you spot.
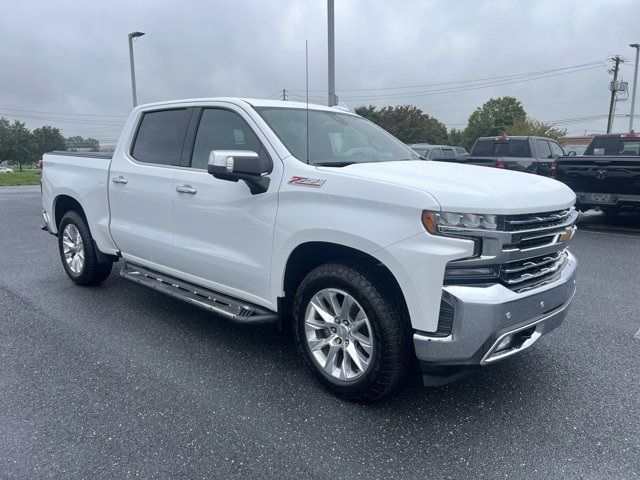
[414,251,577,367]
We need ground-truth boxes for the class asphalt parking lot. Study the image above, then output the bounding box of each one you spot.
[0,185,638,479]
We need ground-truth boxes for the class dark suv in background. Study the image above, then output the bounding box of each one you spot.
[465,135,565,176]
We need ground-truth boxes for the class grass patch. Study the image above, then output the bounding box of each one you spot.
[0,170,42,186]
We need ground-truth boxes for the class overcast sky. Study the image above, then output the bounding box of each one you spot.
[1,0,639,143]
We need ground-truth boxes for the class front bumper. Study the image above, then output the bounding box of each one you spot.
[414,251,577,371]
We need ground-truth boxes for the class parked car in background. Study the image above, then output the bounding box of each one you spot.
[408,144,468,161]
[563,145,587,156]
[0,166,15,173]
[465,135,565,176]
[41,98,578,400]
[554,132,640,214]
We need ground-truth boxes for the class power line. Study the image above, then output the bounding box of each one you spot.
[0,107,127,118]
[0,113,124,125]
[339,65,606,101]
[288,60,608,94]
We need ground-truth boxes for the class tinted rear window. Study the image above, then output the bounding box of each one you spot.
[131,109,190,165]
[442,149,455,157]
[472,139,531,157]
[585,136,640,155]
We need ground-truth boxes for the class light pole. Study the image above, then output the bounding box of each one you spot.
[128,31,145,107]
[327,0,336,106]
[629,43,639,132]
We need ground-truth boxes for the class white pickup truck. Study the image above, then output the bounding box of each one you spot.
[42,98,578,401]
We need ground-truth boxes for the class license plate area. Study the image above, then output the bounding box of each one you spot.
[586,192,615,204]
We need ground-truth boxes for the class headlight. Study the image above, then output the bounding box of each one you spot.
[422,210,500,234]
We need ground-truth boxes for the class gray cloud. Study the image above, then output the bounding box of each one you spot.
[1,0,639,143]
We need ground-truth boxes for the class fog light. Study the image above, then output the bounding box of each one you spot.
[495,335,513,352]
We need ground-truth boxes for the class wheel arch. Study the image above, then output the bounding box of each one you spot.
[53,194,87,230]
[279,241,410,330]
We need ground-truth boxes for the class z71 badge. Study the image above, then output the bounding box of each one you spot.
[288,176,326,188]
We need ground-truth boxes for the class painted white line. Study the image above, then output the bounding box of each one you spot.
[635,327,640,340]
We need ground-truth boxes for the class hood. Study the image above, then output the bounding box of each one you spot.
[319,160,576,214]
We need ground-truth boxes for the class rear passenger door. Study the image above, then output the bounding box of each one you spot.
[109,108,192,264]
[169,105,282,305]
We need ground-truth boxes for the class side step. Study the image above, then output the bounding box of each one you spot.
[120,261,278,325]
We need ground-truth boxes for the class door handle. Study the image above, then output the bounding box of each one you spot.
[176,185,197,194]
[112,176,128,184]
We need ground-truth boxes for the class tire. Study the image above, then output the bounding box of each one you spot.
[292,262,411,402]
[58,211,112,286]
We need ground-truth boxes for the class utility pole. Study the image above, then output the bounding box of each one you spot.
[629,44,639,131]
[327,0,336,106]
[607,55,622,133]
[282,89,287,101]
[128,31,145,108]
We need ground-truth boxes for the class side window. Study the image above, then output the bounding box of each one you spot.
[429,148,442,158]
[536,140,552,159]
[442,148,455,157]
[131,109,190,165]
[549,141,564,157]
[191,109,263,170]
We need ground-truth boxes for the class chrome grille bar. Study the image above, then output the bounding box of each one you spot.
[501,251,567,285]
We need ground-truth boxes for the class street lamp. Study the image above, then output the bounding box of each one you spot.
[128,31,145,108]
[629,43,639,131]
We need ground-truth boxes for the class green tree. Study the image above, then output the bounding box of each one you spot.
[447,128,464,147]
[33,126,66,156]
[505,116,567,142]
[354,105,380,123]
[66,136,100,151]
[355,104,448,144]
[462,97,526,149]
[0,119,38,171]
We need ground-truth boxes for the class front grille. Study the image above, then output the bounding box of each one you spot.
[504,209,572,231]
[500,250,567,287]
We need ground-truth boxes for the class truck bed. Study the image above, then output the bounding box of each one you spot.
[42,151,115,254]
[555,155,640,211]
[47,151,113,159]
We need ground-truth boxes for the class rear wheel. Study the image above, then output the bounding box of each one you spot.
[292,262,410,401]
[58,211,112,285]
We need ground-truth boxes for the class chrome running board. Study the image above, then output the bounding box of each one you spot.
[120,261,278,325]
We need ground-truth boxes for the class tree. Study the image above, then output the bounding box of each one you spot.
[447,128,464,147]
[462,97,526,149]
[355,104,448,144]
[354,105,380,124]
[505,116,567,142]
[66,136,100,151]
[33,126,66,156]
[0,118,38,171]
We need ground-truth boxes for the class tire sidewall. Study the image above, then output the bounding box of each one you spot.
[293,265,392,397]
[58,212,93,284]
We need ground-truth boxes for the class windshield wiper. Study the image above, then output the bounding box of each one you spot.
[314,161,357,167]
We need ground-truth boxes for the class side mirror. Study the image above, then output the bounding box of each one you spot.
[568,150,576,156]
[208,150,270,194]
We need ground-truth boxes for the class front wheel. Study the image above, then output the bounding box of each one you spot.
[292,262,411,401]
[58,211,112,286]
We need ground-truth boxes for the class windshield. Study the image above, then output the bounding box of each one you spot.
[255,107,420,165]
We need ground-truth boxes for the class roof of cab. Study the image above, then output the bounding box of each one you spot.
[134,97,354,114]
